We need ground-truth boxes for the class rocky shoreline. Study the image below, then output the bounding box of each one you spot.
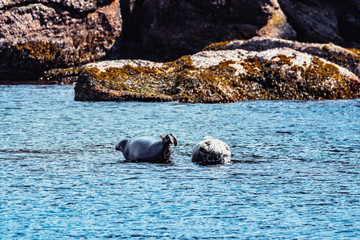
[1,0,360,102]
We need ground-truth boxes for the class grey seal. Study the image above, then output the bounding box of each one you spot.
[191,136,231,165]
[115,133,177,163]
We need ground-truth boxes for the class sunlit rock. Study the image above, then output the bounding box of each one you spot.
[75,38,360,103]
[0,0,122,81]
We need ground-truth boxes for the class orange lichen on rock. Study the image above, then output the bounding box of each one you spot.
[75,40,360,103]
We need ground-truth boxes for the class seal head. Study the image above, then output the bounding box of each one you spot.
[115,139,128,151]
[191,136,231,165]
[160,133,178,146]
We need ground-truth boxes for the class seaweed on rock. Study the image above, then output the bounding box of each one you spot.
[75,41,360,103]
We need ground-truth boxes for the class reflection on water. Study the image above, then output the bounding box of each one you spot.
[0,85,359,239]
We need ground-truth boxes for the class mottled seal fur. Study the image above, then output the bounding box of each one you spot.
[115,133,177,163]
[191,136,231,165]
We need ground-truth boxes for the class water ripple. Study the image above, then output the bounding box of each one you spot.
[0,85,359,239]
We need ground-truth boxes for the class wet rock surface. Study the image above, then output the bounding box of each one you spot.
[75,38,360,103]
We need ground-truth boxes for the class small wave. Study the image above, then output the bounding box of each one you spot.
[0,149,42,154]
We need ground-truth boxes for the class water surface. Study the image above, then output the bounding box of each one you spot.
[0,85,359,239]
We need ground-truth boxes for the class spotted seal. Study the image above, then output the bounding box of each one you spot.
[191,136,231,165]
[115,133,177,163]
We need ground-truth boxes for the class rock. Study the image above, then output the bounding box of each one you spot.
[338,0,360,47]
[278,0,342,44]
[278,0,360,47]
[115,0,296,61]
[205,37,360,78]
[0,0,122,81]
[39,67,79,84]
[75,38,360,102]
[2,0,359,82]
[116,0,360,61]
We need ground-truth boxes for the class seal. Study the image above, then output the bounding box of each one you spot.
[115,133,178,163]
[191,136,231,165]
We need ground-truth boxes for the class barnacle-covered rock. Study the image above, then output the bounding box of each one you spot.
[75,40,360,102]
[39,67,79,84]
[205,37,360,78]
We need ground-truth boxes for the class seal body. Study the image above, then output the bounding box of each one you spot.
[116,133,177,163]
[191,136,231,165]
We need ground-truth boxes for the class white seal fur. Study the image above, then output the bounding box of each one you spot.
[191,136,231,164]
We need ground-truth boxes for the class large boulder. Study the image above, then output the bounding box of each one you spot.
[205,37,360,78]
[75,38,360,102]
[0,0,122,81]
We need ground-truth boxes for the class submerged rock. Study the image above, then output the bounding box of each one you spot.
[75,38,360,103]
[0,0,122,81]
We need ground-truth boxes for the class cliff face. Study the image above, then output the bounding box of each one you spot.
[117,0,360,61]
[75,38,360,103]
[117,0,296,61]
[278,0,360,47]
[0,0,122,80]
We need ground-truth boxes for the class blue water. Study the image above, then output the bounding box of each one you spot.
[0,85,359,239]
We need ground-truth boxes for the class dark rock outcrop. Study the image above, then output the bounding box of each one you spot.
[116,0,296,61]
[75,38,360,103]
[0,0,122,81]
[116,0,360,61]
[278,0,360,48]
[1,0,360,82]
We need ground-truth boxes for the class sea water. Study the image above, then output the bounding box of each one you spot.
[0,85,359,239]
